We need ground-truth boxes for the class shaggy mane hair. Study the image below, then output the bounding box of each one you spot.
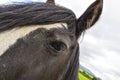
[0,3,76,32]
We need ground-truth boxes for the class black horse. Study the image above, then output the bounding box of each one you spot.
[0,0,103,80]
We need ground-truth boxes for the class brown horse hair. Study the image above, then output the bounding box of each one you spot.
[0,2,76,32]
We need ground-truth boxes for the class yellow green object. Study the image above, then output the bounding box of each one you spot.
[78,69,99,80]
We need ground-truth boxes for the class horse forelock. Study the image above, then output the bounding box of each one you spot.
[0,3,76,32]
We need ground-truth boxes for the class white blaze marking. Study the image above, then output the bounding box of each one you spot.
[0,23,67,56]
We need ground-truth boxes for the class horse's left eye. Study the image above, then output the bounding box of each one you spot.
[49,41,67,53]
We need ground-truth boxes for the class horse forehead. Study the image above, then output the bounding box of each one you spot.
[0,23,67,56]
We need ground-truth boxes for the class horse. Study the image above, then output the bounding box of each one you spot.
[0,0,103,80]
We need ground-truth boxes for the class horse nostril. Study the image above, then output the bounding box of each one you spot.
[49,41,67,52]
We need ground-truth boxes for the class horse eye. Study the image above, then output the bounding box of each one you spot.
[49,41,67,52]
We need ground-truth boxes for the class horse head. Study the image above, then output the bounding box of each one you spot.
[0,0,103,80]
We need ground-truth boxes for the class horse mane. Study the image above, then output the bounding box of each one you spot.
[64,44,79,80]
[0,3,76,32]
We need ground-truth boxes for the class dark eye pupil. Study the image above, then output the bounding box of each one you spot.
[49,41,67,52]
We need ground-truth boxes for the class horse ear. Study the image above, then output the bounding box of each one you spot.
[76,0,103,38]
[46,0,55,4]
